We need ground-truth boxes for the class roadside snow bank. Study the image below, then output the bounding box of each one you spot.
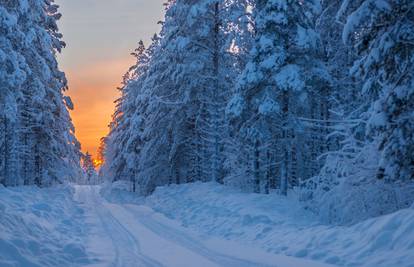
[143,182,414,267]
[0,185,91,267]
[100,181,143,205]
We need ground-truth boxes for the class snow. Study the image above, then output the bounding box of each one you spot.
[295,26,318,49]
[260,55,278,69]
[18,0,30,13]
[83,184,333,267]
[269,0,288,11]
[226,93,245,118]
[0,48,6,62]
[268,11,287,25]
[336,0,351,21]
[274,64,304,91]
[342,0,391,43]
[175,36,190,50]
[1,183,333,267]
[0,185,91,267]
[0,7,17,28]
[258,35,273,50]
[64,96,74,110]
[368,109,387,128]
[2,182,413,267]
[139,182,414,267]
[259,96,280,115]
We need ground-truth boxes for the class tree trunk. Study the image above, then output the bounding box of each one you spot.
[280,149,288,196]
[254,139,260,193]
[212,1,221,183]
[265,149,270,194]
[2,116,8,185]
[281,89,290,195]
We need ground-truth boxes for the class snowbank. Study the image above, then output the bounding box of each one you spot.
[140,182,414,267]
[100,180,144,205]
[0,185,92,267]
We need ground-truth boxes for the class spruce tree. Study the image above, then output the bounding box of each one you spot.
[82,152,97,184]
[228,0,330,194]
[0,0,81,186]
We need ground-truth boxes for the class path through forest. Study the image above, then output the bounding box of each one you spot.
[73,185,333,267]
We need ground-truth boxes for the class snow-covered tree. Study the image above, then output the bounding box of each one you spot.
[227,0,330,194]
[342,0,414,183]
[103,0,254,195]
[302,0,414,224]
[102,0,414,224]
[102,38,154,192]
[0,0,82,186]
[82,152,97,184]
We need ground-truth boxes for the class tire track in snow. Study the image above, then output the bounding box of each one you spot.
[75,186,164,267]
[117,204,276,267]
[75,185,334,267]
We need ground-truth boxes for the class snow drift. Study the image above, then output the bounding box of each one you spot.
[136,182,414,267]
[0,185,91,267]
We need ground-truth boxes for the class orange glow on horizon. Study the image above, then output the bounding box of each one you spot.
[93,159,104,168]
[66,56,135,158]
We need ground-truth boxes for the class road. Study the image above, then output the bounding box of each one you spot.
[73,185,334,267]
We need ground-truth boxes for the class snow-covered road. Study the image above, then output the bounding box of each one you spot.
[2,184,411,267]
[73,185,333,267]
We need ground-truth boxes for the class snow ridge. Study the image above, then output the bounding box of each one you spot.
[142,182,414,267]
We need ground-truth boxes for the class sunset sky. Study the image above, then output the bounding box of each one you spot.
[56,0,165,157]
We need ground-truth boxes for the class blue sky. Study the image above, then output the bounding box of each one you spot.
[55,0,165,156]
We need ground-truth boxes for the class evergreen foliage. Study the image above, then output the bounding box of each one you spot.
[100,0,414,223]
[0,0,82,186]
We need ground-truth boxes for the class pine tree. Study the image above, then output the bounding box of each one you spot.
[82,152,97,184]
[103,0,254,194]
[103,39,152,190]
[227,0,330,194]
[301,0,414,224]
[0,0,82,186]
[0,1,29,186]
[342,0,414,183]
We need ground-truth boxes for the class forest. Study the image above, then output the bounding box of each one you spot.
[0,0,82,186]
[1,0,414,223]
[1,1,414,266]
[100,0,414,224]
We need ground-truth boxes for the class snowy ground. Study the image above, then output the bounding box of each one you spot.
[146,183,414,267]
[1,183,413,267]
[108,182,414,267]
[75,185,332,267]
[0,185,91,266]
